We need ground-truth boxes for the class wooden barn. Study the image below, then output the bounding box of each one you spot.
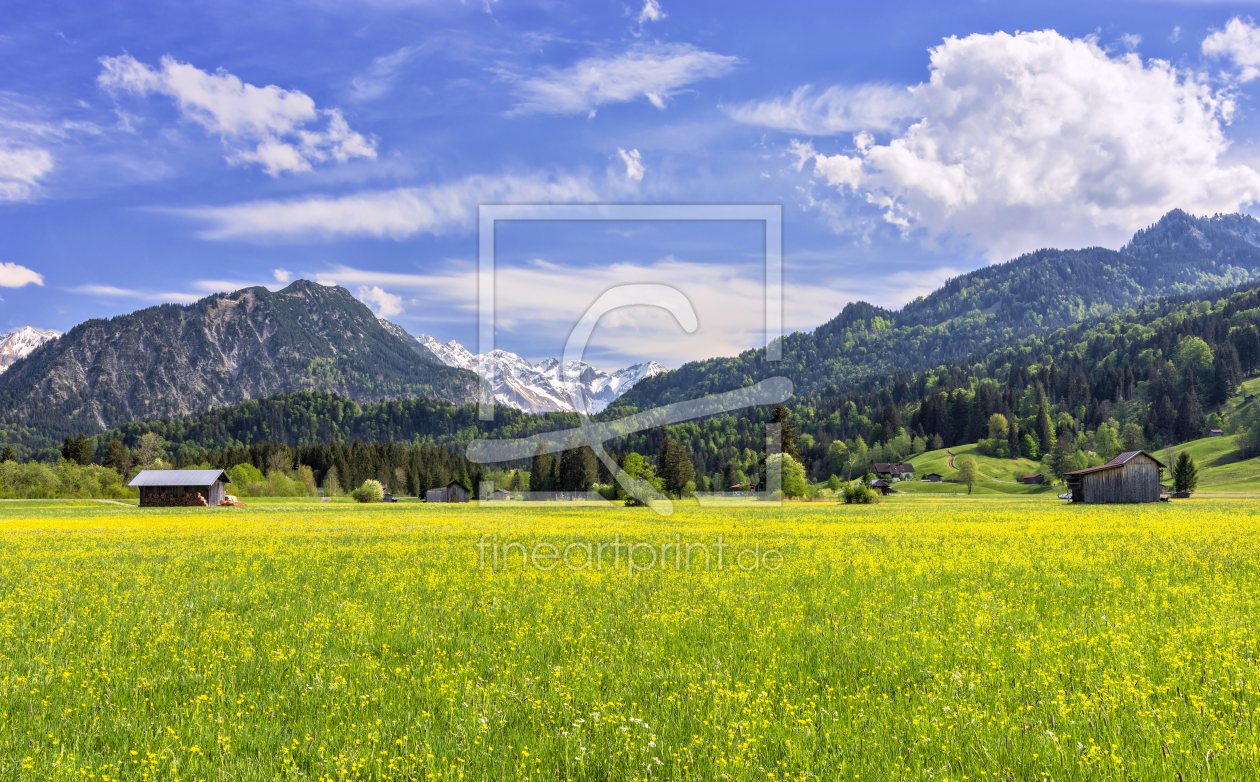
[1063,451,1166,504]
[921,473,943,482]
[1022,473,1045,485]
[426,480,471,503]
[130,469,231,507]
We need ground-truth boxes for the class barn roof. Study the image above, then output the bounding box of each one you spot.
[128,469,231,487]
[445,480,469,491]
[1063,450,1167,477]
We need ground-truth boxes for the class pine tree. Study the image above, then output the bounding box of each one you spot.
[0,445,16,463]
[770,405,801,461]
[1154,395,1178,441]
[1174,386,1205,443]
[527,444,555,493]
[62,433,93,465]
[657,435,695,497]
[102,438,132,476]
[1171,451,1198,493]
[558,437,595,493]
[1211,345,1241,405]
[1235,325,1260,376]
[1035,403,1053,457]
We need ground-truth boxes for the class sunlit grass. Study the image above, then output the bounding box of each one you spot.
[1,498,1258,780]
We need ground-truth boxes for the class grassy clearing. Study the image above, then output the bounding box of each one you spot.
[1,499,1258,781]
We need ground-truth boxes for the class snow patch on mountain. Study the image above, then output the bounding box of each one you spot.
[417,335,665,414]
[0,326,60,373]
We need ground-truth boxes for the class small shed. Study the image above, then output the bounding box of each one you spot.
[1063,451,1167,504]
[1209,429,1224,437]
[130,469,231,507]
[1246,393,1255,402]
[870,478,892,495]
[426,480,470,503]
[1022,474,1045,485]
[921,473,943,482]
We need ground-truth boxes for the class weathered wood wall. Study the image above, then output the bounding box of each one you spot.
[1081,455,1161,503]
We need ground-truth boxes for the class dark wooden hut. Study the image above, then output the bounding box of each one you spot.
[426,480,471,503]
[1063,451,1166,504]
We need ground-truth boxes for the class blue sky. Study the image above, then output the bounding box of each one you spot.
[6,1,1260,370]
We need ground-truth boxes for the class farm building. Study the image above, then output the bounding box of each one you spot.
[1210,429,1224,437]
[1022,474,1045,485]
[426,480,471,503]
[869,479,892,495]
[130,469,231,507]
[921,473,942,482]
[1063,451,1167,504]
[873,462,915,480]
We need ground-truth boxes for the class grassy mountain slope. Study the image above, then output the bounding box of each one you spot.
[0,280,476,448]
[611,209,1260,414]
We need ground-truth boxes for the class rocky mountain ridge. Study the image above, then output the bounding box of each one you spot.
[417,334,665,414]
[0,281,476,445]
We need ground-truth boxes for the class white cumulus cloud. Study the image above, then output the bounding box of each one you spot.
[357,285,403,318]
[0,262,44,287]
[98,54,376,176]
[638,0,666,25]
[617,148,645,182]
[765,29,1260,261]
[1204,17,1260,82]
[176,172,598,242]
[273,268,291,283]
[507,43,739,117]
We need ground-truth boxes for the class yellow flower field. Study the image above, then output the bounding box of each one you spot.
[1,498,1258,781]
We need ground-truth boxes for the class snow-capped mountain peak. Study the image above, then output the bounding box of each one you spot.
[0,326,61,374]
[416,335,665,414]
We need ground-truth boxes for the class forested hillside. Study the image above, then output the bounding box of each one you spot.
[610,209,1260,412]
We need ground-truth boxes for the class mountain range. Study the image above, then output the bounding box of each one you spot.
[415,334,666,414]
[5,208,1260,454]
[0,281,475,446]
[608,209,1260,414]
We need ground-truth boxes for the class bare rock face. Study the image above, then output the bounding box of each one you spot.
[0,280,476,441]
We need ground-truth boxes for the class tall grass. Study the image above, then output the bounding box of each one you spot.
[0,499,1257,780]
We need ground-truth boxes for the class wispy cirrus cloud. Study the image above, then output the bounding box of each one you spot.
[98,54,376,176]
[351,44,428,100]
[172,171,598,242]
[726,83,918,134]
[66,283,201,303]
[505,43,740,117]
